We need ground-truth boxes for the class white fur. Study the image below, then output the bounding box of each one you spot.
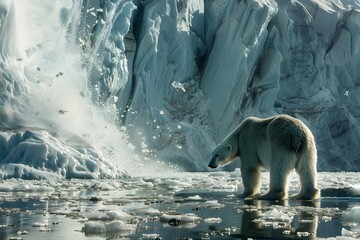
[208,115,320,200]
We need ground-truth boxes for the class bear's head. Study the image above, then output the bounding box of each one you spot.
[208,138,238,168]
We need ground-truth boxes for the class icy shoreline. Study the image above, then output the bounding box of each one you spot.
[1,172,360,239]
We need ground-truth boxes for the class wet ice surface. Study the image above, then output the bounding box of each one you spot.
[0,171,360,240]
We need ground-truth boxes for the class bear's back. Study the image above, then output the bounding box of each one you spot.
[266,115,313,153]
[237,116,273,151]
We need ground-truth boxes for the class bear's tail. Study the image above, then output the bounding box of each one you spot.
[291,134,304,153]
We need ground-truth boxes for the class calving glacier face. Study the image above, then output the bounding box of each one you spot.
[0,0,135,179]
[0,0,360,179]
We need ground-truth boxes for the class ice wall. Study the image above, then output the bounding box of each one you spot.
[123,0,360,171]
[1,0,360,179]
[201,0,360,171]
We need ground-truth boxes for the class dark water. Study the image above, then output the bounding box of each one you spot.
[0,179,359,240]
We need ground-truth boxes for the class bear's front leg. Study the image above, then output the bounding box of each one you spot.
[259,190,287,200]
[259,165,289,200]
[240,165,261,199]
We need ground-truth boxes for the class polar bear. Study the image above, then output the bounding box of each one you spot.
[208,115,320,200]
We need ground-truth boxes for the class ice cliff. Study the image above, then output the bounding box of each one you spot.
[1,0,360,179]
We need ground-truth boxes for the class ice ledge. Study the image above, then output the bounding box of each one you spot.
[0,129,122,180]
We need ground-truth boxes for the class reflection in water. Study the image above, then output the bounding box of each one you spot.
[0,195,99,240]
[234,199,320,239]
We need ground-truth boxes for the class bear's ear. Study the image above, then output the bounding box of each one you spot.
[227,145,232,151]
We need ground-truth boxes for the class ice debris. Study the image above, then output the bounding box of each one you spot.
[171,81,186,92]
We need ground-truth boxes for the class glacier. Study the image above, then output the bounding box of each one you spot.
[1,0,360,179]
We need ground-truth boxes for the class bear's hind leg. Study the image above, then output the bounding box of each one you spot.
[241,165,261,199]
[293,154,320,200]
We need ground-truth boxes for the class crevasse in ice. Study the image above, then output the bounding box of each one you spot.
[1,0,360,179]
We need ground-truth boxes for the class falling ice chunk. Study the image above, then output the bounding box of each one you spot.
[78,38,85,46]
[344,90,349,96]
[87,7,95,13]
[160,110,164,115]
[171,81,186,92]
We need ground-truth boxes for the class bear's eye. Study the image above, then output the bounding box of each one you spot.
[214,154,219,157]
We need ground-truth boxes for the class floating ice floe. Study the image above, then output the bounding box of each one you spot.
[204,217,222,224]
[186,195,202,200]
[203,200,225,209]
[82,220,136,234]
[343,207,360,223]
[132,207,162,217]
[32,222,49,228]
[253,208,295,229]
[163,178,192,191]
[143,233,161,239]
[0,180,55,192]
[342,206,360,237]
[259,209,294,222]
[160,213,201,228]
[341,228,359,238]
[82,210,132,221]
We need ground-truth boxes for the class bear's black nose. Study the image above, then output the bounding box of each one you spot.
[208,156,219,168]
[208,161,218,169]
